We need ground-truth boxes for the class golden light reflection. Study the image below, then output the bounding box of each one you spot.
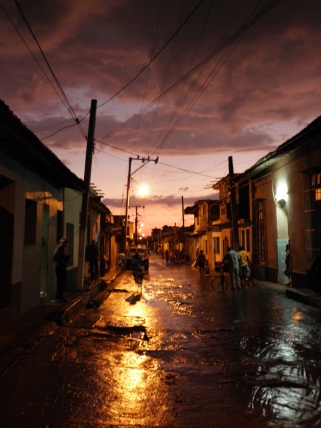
[292,308,303,324]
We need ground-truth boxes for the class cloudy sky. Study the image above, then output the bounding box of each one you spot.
[1,0,321,234]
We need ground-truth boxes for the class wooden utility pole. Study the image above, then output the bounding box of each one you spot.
[124,157,133,253]
[229,156,239,250]
[130,205,145,245]
[77,99,97,289]
[182,196,186,263]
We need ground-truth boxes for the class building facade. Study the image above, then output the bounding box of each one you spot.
[213,116,321,289]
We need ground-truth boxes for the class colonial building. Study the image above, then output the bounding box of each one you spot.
[184,200,220,267]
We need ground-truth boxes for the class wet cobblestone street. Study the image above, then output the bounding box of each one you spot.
[1,253,321,427]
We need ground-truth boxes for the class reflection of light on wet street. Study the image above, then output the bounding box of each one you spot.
[116,352,146,412]
[292,308,303,323]
[26,253,321,427]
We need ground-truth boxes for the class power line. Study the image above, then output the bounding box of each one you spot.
[10,0,86,139]
[98,0,284,146]
[97,0,206,110]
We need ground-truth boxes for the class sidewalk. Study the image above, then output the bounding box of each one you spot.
[254,278,321,309]
[0,269,120,375]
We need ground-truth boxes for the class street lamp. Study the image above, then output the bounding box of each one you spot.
[124,155,158,252]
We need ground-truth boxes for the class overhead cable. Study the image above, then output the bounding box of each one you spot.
[13,0,86,139]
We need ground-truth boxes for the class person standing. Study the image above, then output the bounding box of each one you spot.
[53,238,70,302]
[196,250,206,279]
[284,243,292,281]
[238,245,250,278]
[165,250,169,265]
[311,248,321,292]
[87,240,99,280]
[224,247,241,290]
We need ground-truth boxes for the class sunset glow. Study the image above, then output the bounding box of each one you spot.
[1,0,320,234]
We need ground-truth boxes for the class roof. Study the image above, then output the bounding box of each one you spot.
[0,100,84,191]
[213,115,321,189]
[185,199,218,215]
[241,115,321,180]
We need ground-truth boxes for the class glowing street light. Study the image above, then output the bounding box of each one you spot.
[138,183,149,197]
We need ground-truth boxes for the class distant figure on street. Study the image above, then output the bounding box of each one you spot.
[311,248,321,291]
[223,247,241,290]
[196,250,206,279]
[117,253,126,272]
[132,251,143,272]
[165,250,169,265]
[169,250,175,266]
[87,240,99,280]
[53,238,70,302]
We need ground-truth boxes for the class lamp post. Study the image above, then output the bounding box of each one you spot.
[123,155,158,252]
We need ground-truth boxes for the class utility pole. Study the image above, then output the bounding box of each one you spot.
[229,156,239,250]
[124,157,132,253]
[130,205,145,245]
[182,196,186,263]
[124,155,158,253]
[77,99,97,289]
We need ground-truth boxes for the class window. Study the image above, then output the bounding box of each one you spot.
[241,230,245,247]
[24,199,37,245]
[252,199,266,264]
[213,237,220,254]
[305,171,321,264]
[246,229,250,252]
[258,201,266,263]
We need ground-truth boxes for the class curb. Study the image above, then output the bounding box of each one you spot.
[60,270,121,325]
[61,279,106,325]
[286,289,321,309]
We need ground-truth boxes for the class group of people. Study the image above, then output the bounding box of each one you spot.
[194,246,250,288]
[222,246,249,290]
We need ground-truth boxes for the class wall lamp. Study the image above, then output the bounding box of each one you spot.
[273,179,288,208]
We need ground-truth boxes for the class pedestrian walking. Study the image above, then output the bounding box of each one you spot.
[223,247,241,290]
[53,238,70,302]
[196,250,206,279]
[117,253,126,272]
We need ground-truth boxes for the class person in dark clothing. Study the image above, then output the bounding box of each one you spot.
[165,250,169,265]
[53,238,70,302]
[196,250,206,279]
[311,248,321,291]
[284,243,292,280]
[87,240,99,280]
